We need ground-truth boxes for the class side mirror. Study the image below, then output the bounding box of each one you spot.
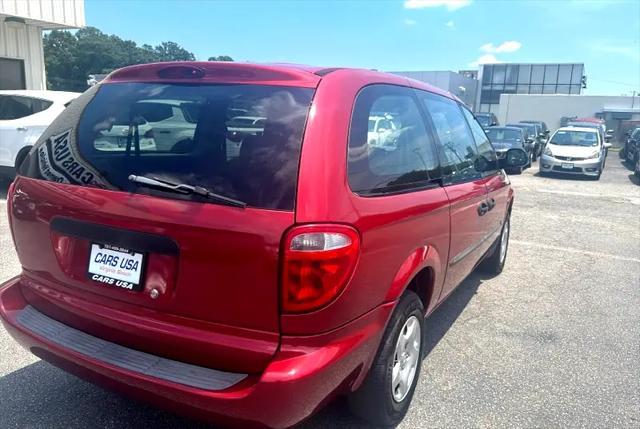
[499,148,529,169]
[378,128,387,133]
[491,121,498,126]
[606,129,614,134]
[538,133,546,138]
[603,142,612,149]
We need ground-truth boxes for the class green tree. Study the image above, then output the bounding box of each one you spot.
[208,55,234,61]
[43,27,200,91]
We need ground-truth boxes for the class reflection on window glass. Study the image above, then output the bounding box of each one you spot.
[419,92,481,183]
[461,107,498,174]
[482,65,493,84]
[558,65,573,83]
[505,65,518,84]
[571,64,584,84]
[544,65,559,84]
[348,85,439,195]
[517,85,529,94]
[531,65,545,84]
[543,85,556,94]
[492,65,506,84]
[570,84,582,94]
[517,65,531,84]
[556,85,570,94]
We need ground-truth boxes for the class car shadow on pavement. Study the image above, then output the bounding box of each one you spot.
[0,179,10,199]
[0,274,486,429]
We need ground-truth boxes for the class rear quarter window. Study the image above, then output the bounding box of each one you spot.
[20,83,314,210]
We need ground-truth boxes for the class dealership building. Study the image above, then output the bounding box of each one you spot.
[0,0,85,90]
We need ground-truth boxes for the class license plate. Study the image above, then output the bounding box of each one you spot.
[88,243,145,291]
[561,163,574,169]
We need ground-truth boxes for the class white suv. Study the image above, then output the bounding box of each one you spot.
[0,90,80,178]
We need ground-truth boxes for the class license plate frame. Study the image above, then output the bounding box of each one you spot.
[561,163,574,169]
[87,243,146,291]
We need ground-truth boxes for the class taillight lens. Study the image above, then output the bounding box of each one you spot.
[281,225,360,314]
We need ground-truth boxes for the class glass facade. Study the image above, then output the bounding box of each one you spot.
[478,63,584,113]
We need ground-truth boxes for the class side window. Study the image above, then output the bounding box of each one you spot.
[348,84,440,195]
[0,95,42,120]
[418,91,481,184]
[461,106,499,175]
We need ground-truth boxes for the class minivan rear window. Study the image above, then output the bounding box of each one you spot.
[21,83,314,210]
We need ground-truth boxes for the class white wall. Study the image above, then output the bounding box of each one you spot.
[0,0,85,90]
[0,20,46,89]
[0,0,85,28]
[498,94,640,131]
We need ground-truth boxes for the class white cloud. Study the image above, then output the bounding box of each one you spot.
[469,54,502,67]
[480,41,522,54]
[445,20,455,28]
[404,0,472,11]
[404,18,418,26]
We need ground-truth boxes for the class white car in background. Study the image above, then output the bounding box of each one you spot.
[539,126,611,180]
[0,90,80,178]
[368,115,399,150]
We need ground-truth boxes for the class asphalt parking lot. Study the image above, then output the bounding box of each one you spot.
[0,154,638,429]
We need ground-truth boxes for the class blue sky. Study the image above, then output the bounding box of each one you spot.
[85,0,640,95]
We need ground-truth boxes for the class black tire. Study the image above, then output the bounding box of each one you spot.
[480,214,510,275]
[349,290,425,427]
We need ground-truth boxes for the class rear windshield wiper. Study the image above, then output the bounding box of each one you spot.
[128,175,247,208]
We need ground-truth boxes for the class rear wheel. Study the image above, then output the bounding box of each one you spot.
[480,214,510,275]
[635,155,640,178]
[349,290,424,427]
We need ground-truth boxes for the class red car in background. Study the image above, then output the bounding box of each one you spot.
[0,62,527,428]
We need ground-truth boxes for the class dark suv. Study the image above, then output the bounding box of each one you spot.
[0,62,527,428]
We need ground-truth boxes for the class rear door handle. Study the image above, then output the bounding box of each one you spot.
[16,127,28,132]
[477,202,489,216]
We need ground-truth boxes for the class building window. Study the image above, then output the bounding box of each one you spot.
[543,84,556,94]
[517,65,531,84]
[544,65,559,85]
[531,65,545,84]
[505,65,518,84]
[556,84,570,94]
[530,84,543,94]
[570,84,581,94]
[571,64,584,85]
[492,65,506,84]
[482,65,493,85]
[0,58,26,90]
[558,65,573,84]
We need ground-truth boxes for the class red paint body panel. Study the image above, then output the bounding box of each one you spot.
[0,63,514,427]
[10,177,288,372]
[0,277,392,429]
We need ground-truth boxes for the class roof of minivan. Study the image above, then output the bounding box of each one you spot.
[103,62,460,102]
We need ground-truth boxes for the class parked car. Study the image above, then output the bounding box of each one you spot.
[506,122,542,161]
[520,120,549,138]
[485,126,530,174]
[0,90,80,178]
[540,126,611,179]
[0,62,527,429]
[474,112,498,129]
[367,114,400,150]
[622,127,640,166]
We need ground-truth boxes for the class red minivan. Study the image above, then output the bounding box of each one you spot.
[0,62,527,428]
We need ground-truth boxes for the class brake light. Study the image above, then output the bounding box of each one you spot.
[281,225,360,314]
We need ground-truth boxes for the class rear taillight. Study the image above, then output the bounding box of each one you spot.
[281,225,360,314]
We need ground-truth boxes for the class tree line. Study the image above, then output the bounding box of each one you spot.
[44,27,233,92]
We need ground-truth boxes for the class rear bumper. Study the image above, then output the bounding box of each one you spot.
[540,155,603,176]
[0,276,392,428]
